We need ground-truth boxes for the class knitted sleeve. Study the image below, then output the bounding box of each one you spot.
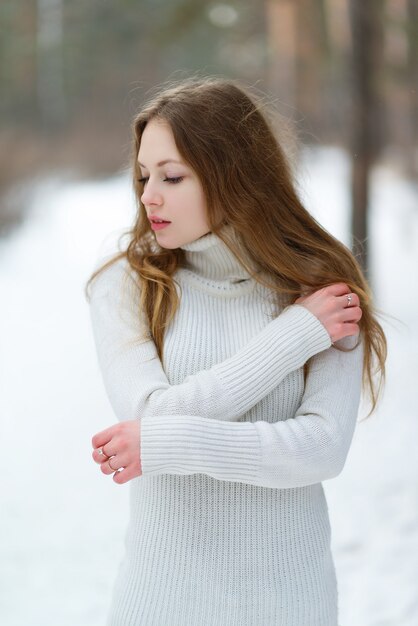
[140,334,364,488]
[89,258,331,424]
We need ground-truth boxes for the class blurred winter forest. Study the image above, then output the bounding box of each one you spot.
[1,0,417,272]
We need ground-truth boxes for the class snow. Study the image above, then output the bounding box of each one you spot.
[0,148,417,625]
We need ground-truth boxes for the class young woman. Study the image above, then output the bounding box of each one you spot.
[86,77,386,626]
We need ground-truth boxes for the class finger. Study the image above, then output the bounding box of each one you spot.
[325,282,351,296]
[108,453,129,472]
[92,446,122,463]
[100,459,114,475]
[91,425,119,449]
[100,456,121,476]
[339,323,360,338]
[106,450,132,469]
[340,306,362,322]
[113,465,139,485]
[337,292,360,308]
[92,442,117,462]
[92,448,108,464]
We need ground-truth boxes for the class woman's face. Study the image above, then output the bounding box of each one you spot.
[138,118,211,249]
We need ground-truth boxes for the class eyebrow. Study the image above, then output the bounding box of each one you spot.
[137,159,184,168]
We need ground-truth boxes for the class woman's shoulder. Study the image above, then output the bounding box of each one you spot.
[90,253,140,300]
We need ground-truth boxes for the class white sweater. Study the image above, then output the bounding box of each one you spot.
[89,228,364,626]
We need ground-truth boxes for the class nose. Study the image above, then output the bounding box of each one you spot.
[141,180,163,207]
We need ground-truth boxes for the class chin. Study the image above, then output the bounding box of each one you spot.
[155,229,211,249]
[186,230,211,243]
[155,236,184,250]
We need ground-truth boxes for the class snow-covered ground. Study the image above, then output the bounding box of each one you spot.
[0,148,417,626]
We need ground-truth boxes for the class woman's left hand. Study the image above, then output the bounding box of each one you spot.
[91,420,142,484]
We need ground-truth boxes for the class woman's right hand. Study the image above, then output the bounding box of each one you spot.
[294,282,362,344]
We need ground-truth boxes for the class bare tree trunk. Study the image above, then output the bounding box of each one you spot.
[36,0,66,130]
[407,0,418,178]
[295,0,321,133]
[264,0,299,169]
[348,0,385,276]
[265,1,297,114]
[294,0,331,139]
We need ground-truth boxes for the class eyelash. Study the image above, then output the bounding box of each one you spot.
[138,176,183,185]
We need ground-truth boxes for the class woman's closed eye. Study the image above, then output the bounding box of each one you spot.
[138,176,184,185]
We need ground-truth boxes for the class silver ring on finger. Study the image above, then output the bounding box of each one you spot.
[346,293,353,307]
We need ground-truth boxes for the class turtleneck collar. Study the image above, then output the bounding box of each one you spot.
[182,225,258,277]
[175,226,264,296]
[174,225,285,304]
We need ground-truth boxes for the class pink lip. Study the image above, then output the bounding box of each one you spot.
[151,221,171,231]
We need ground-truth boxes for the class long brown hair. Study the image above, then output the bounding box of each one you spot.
[85,76,387,419]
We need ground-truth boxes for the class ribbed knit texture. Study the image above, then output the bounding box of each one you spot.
[89,227,364,626]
